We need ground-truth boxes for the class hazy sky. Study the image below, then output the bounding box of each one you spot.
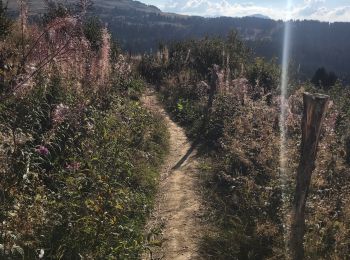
[141,0,350,22]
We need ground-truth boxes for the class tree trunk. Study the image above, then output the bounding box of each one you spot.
[290,92,329,260]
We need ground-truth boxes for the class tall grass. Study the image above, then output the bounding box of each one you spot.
[0,2,169,258]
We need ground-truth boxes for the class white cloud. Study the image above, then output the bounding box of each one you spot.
[292,0,350,22]
[165,0,277,18]
[162,0,350,22]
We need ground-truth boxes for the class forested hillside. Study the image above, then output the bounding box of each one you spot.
[97,1,350,83]
[6,0,350,83]
[110,14,350,82]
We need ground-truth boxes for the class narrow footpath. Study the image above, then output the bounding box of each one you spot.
[142,90,206,260]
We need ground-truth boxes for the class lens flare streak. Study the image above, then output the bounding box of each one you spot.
[279,0,293,256]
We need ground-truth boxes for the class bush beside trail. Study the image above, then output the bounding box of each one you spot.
[0,3,168,259]
[139,35,350,259]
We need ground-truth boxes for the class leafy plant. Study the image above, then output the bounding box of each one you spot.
[0,4,169,259]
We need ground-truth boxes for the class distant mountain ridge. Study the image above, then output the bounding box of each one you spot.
[92,0,161,13]
[6,0,161,14]
[248,14,271,20]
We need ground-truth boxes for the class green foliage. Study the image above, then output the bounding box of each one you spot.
[199,92,285,258]
[0,7,171,258]
[0,78,168,258]
[111,40,122,62]
[169,32,248,79]
[83,16,103,51]
[139,31,248,85]
[311,67,338,90]
[142,32,350,259]
[42,1,71,24]
[159,82,205,140]
[123,78,145,99]
[139,54,165,84]
[142,36,286,258]
[247,57,280,93]
[0,18,168,257]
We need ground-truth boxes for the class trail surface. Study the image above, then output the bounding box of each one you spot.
[142,91,206,260]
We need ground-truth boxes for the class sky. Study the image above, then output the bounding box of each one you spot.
[141,0,350,22]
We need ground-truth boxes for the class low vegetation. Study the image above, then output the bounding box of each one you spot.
[0,2,168,259]
[2,1,350,259]
[140,34,350,259]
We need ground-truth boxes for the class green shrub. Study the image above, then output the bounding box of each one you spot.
[0,77,169,259]
[83,16,103,51]
[247,57,280,94]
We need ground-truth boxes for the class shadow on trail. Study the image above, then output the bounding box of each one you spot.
[172,139,199,170]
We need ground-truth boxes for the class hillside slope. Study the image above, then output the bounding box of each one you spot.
[6,0,161,13]
[7,0,350,82]
[100,1,350,82]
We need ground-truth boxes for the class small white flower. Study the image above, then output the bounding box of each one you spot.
[39,249,44,258]
[52,103,70,124]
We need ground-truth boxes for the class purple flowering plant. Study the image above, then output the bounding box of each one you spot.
[35,145,49,156]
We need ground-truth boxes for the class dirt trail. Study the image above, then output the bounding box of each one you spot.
[142,91,206,260]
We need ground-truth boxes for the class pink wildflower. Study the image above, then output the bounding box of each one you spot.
[18,0,28,33]
[35,145,49,156]
[66,162,81,171]
[99,27,111,84]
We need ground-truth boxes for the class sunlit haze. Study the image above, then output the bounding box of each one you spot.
[142,0,350,22]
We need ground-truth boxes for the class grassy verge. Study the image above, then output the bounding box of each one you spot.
[0,78,169,259]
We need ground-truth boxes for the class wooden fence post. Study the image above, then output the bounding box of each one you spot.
[290,92,329,259]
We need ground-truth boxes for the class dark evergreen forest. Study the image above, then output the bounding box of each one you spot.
[107,11,350,82]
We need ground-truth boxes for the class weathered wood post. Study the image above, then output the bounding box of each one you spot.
[290,92,329,260]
